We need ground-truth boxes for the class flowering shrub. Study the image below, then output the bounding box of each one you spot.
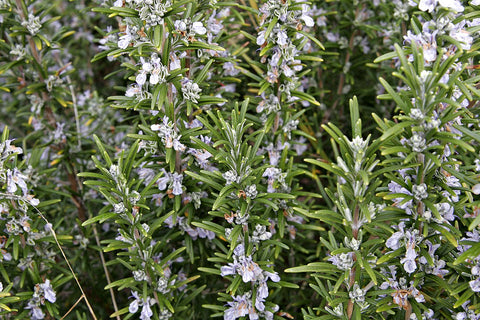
[1,0,480,319]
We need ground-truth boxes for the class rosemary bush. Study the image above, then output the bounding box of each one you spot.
[1,0,480,319]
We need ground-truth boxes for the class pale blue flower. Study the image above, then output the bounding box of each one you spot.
[40,279,56,303]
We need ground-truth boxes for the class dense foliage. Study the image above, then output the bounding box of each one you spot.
[1,0,480,319]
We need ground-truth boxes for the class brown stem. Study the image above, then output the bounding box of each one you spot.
[347,203,360,319]
[15,2,86,222]
[322,31,357,128]
[346,265,356,318]
[273,113,280,133]
[416,154,425,233]
[322,5,365,128]
[352,204,360,240]
[405,301,412,320]
[15,0,56,128]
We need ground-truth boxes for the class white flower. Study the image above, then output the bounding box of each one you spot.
[386,231,403,250]
[113,202,126,213]
[133,270,147,281]
[150,64,169,85]
[412,183,428,200]
[7,169,28,195]
[349,136,367,155]
[472,184,480,195]
[410,108,424,120]
[438,0,464,11]
[450,30,473,50]
[21,14,42,35]
[171,173,183,195]
[129,294,139,313]
[136,72,147,86]
[299,4,315,27]
[408,133,426,152]
[418,0,437,12]
[300,13,314,27]
[140,298,154,320]
[224,293,252,320]
[118,34,132,49]
[400,250,417,273]
[125,84,142,98]
[252,224,272,243]
[328,252,354,270]
[192,21,207,35]
[276,29,288,46]
[170,53,181,70]
[173,139,186,152]
[174,20,187,32]
[27,302,45,320]
[349,283,366,303]
[157,170,171,190]
[181,79,202,103]
[256,30,266,46]
[142,60,152,72]
[40,279,56,303]
[129,292,155,320]
[245,185,257,199]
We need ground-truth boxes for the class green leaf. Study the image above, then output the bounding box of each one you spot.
[285,262,337,273]
[82,212,117,226]
[177,42,224,52]
[108,6,138,17]
[379,77,409,111]
[430,223,458,247]
[109,307,130,318]
[291,90,320,106]
[439,135,475,152]
[191,221,225,235]
[77,172,110,180]
[297,55,324,62]
[262,239,289,250]
[35,199,61,208]
[197,96,229,106]
[197,267,221,275]
[277,281,299,289]
[454,288,475,309]
[373,51,398,63]
[361,256,377,285]
[202,304,224,311]
[453,124,480,143]
[257,193,295,199]
[104,277,135,290]
[195,59,213,84]
[93,135,113,167]
[376,249,402,265]
[0,302,12,312]
[453,242,480,265]
[153,24,163,49]
[469,213,480,231]
[376,302,397,313]
[297,30,325,50]
[185,170,223,190]
[263,16,278,42]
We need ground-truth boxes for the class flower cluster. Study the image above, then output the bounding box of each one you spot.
[379,266,425,310]
[136,53,169,87]
[151,116,186,152]
[26,280,56,320]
